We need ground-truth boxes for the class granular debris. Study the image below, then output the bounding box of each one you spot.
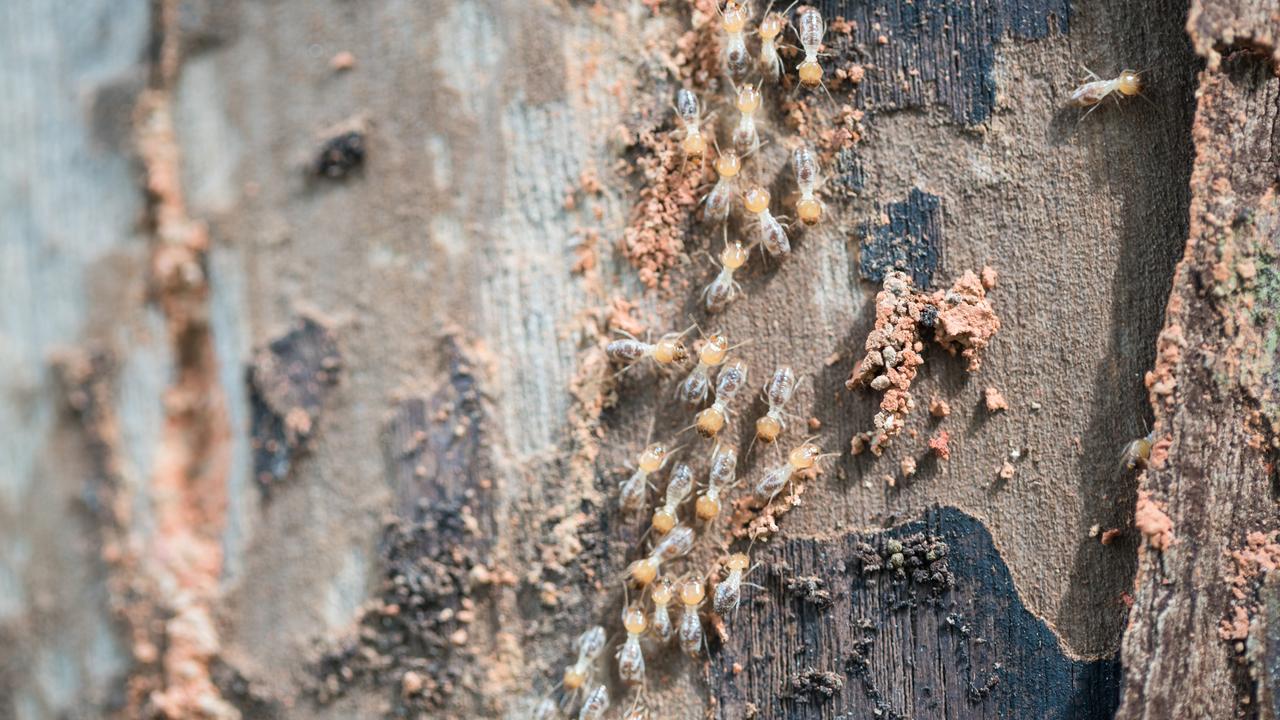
[314,128,366,179]
[929,396,950,418]
[928,431,952,460]
[1100,528,1123,546]
[900,456,917,478]
[848,271,999,454]
[1218,530,1280,641]
[784,575,835,609]
[855,533,955,593]
[618,122,704,289]
[787,667,844,703]
[997,460,1015,481]
[1134,490,1175,552]
[984,387,1009,412]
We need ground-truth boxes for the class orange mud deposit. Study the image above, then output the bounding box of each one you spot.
[1134,490,1175,552]
[848,270,1001,455]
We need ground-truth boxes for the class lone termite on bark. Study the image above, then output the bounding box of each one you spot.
[702,240,750,313]
[619,442,675,514]
[578,684,610,720]
[720,1,752,82]
[649,577,674,643]
[754,440,836,502]
[731,83,763,154]
[651,462,695,535]
[695,443,738,521]
[616,605,648,687]
[561,625,607,693]
[713,552,763,616]
[694,359,749,439]
[676,332,733,406]
[673,88,712,163]
[1120,429,1156,473]
[792,145,826,226]
[743,185,790,257]
[1069,66,1144,121]
[676,575,707,656]
[626,524,696,586]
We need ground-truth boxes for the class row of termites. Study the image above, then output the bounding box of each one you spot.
[720,0,829,91]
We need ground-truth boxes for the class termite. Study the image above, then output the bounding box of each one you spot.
[676,576,707,656]
[743,186,790,257]
[731,84,763,154]
[695,444,738,521]
[757,2,791,82]
[713,552,762,616]
[1069,67,1144,122]
[578,685,610,720]
[702,240,750,313]
[674,88,711,161]
[677,333,732,407]
[695,360,749,438]
[562,625,607,693]
[794,7,831,99]
[792,145,826,226]
[754,365,799,445]
[1120,429,1156,473]
[616,605,648,687]
[703,149,743,225]
[627,524,696,586]
[650,577,674,643]
[754,441,833,502]
[619,443,674,514]
[720,1,752,82]
[652,462,695,535]
[606,329,690,371]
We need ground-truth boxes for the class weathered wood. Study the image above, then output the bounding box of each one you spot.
[714,506,1121,719]
[1114,16,1280,717]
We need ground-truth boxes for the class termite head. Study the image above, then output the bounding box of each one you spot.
[638,443,669,473]
[720,241,749,270]
[789,442,823,470]
[743,186,772,215]
[683,133,708,158]
[699,334,731,365]
[563,666,587,690]
[796,196,822,225]
[1121,434,1153,471]
[715,151,742,179]
[695,491,722,521]
[651,578,674,606]
[736,85,762,113]
[725,552,750,572]
[695,406,727,438]
[798,59,824,87]
[1116,70,1142,96]
[758,12,786,40]
[756,414,783,443]
[623,605,649,634]
[721,1,749,33]
[630,557,660,586]
[679,577,706,606]
[654,334,689,364]
[652,507,678,534]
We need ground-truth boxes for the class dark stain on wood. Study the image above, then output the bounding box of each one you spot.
[311,336,497,716]
[819,0,1070,124]
[247,316,341,494]
[858,188,943,289]
[712,506,1121,719]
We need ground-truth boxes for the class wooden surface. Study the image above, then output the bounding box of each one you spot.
[2,0,1271,718]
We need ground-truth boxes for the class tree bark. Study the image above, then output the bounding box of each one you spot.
[0,0,1274,719]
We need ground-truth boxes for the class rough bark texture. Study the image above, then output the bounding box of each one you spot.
[1115,2,1280,714]
[2,0,1271,718]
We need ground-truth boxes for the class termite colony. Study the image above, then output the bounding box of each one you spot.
[535,2,847,717]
